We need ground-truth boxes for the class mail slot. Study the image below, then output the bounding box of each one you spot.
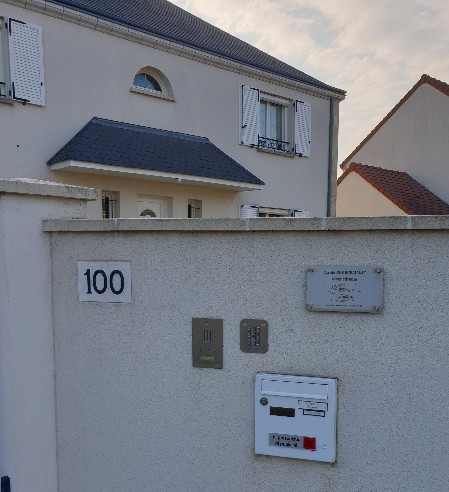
[261,379,328,400]
[255,373,337,462]
[270,406,295,417]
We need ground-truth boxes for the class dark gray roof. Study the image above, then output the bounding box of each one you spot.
[45,0,344,95]
[47,118,265,186]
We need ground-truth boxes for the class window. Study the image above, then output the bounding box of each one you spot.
[133,73,162,92]
[188,199,202,218]
[102,191,119,219]
[131,67,174,101]
[0,17,45,105]
[259,99,288,152]
[240,85,311,157]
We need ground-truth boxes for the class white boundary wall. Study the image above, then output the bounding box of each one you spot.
[45,216,449,492]
[1,179,449,492]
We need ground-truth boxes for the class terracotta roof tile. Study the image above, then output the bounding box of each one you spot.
[337,163,449,215]
[341,74,449,169]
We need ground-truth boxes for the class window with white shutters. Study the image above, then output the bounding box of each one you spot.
[8,18,45,106]
[240,85,311,157]
[294,100,311,157]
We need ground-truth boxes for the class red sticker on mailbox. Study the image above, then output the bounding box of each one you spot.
[303,436,316,451]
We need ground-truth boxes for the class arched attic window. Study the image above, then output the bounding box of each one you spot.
[134,73,162,92]
[130,67,174,101]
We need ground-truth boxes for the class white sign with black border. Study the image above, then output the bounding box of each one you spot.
[78,261,131,303]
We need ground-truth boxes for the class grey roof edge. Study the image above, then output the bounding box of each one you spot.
[206,141,265,186]
[47,118,94,166]
[47,117,265,186]
[11,0,345,97]
[42,215,449,233]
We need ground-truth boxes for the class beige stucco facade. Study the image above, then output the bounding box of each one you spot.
[0,0,343,218]
[338,82,449,212]
[336,172,406,217]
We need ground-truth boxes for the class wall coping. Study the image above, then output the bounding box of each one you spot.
[0,178,99,200]
[43,215,449,232]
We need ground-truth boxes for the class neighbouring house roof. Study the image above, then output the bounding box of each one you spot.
[44,0,344,96]
[340,74,449,169]
[337,163,449,215]
[47,117,265,188]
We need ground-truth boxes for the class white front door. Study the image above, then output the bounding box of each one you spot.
[137,198,165,218]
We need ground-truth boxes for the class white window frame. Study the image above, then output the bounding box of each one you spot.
[259,94,290,152]
[130,66,175,102]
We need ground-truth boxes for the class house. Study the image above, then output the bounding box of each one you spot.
[337,163,449,216]
[0,0,345,219]
[337,74,449,216]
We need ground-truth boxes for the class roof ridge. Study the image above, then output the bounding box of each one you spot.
[340,74,449,169]
[91,117,210,143]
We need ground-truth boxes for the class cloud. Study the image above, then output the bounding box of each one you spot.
[170,0,449,161]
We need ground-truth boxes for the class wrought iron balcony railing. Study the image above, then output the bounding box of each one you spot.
[258,136,289,152]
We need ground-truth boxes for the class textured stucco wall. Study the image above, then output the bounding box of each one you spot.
[48,217,449,492]
[336,172,407,216]
[0,1,338,218]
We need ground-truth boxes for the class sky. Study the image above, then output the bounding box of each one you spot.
[169,0,449,164]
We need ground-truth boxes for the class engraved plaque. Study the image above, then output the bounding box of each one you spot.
[306,265,384,313]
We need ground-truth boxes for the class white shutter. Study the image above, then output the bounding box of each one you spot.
[292,209,310,218]
[240,204,259,218]
[241,85,259,147]
[294,101,311,157]
[8,19,45,106]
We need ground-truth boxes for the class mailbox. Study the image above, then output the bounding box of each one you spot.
[255,373,337,462]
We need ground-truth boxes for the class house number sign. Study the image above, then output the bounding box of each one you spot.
[306,265,384,313]
[78,261,131,303]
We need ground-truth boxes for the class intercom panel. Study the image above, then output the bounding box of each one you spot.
[192,318,223,369]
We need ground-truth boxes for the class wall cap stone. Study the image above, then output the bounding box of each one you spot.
[43,215,449,232]
[0,178,99,200]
